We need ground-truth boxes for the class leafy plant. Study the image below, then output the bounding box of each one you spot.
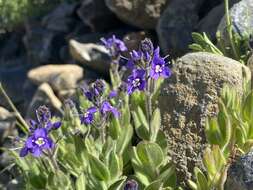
[1,36,179,189]
[189,76,253,190]
[189,0,252,64]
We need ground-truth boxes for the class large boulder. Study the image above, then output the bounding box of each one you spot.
[105,0,169,29]
[157,0,204,56]
[225,150,253,190]
[159,52,251,186]
[217,0,253,43]
[27,64,84,92]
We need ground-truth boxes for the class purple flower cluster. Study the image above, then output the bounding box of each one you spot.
[124,180,139,190]
[126,39,171,95]
[80,79,120,125]
[20,106,62,157]
[101,35,128,57]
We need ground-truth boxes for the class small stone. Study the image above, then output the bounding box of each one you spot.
[105,0,169,29]
[26,83,62,120]
[27,64,84,92]
[226,150,253,190]
[159,52,251,186]
[69,40,110,75]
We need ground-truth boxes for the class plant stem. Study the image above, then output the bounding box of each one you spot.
[49,151,59,172]
[0,83,29,132]
[224,0,240,60]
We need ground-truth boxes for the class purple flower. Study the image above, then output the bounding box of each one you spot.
[20,128,54,157]
[127,50,142,69]
[124,180,139,190]
[100,101,120,118]
[28,106,62,133]
[127,69,146,94]
[150,47,171,80]
[140,38,154,61]
[109,90,117,99]
[80,107,97,125]
[81,80,105,102]
[101,35,128,57]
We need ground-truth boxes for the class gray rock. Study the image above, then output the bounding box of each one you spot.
[27,64,84,92]
[198,0,239,40]
[105,0,169,29]
[0,107,16,144]
[69,40,110,75]
[77,0,120,31]
[218,0,253,43]
[225,150,253,190]
[157,0,204,56]
[23,23,66,64]
[159,52,251,186]
[26,83,63,119]
[42,2,78,33]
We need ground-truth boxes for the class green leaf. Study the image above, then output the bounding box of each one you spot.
[136,142,164,169]
[47,171,71,190]
[144,180,163,190]
[194,167,208,190]
[88,154,110,182]
[108,177,127,190]
[132,111,149,140]
[187,180,198,190]
[108,151,123,181]
[116,125,133,155]
[150,108,161,142]
[76,173,86,190]
[243,91,253,121]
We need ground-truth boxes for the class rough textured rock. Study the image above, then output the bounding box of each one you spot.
[26,83,62,119]
[123,31,150,52]
[27,64,84,92]
[225,150,253,190]
[105,0,169,29]
[77,0,120,31]
[69,40,110,75]
[218,0,253,43]
[159,52,251,186]
[157,0,204,56]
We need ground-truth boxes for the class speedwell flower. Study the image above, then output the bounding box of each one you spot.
[101,35,127,57]
[124,180,139,190]
[127,69,146,94]
[80,107,97,125]
[100,101,120,118]
[20,128,54,157]
[150,47,171,80]
[127,50,142,69]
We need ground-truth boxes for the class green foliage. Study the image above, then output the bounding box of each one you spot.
[189,0,251,64]
[189,79,253,190]
[0,0,77,31]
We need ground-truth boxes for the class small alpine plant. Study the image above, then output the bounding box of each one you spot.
[8,36,179,190]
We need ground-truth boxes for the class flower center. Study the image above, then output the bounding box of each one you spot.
[155,65,163,73]
[132,78,141,87]
[35,137,45,146]
[84,112,89,118]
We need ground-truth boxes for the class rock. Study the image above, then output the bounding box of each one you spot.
[27,64,84,92]
[42,2,79,33]
[0,61,30,107]
[159,52,251,186]
[225,150,253,190]
[105,0,169,29]
[217,0,253,43]
[77,0,121,31]
[26,83,62,119]
[198,3,225,40]
[123,31,150,52]
[23,22,66,64]
[157,0,204,56]
[0,107,16,144]
[69,40,110,75]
